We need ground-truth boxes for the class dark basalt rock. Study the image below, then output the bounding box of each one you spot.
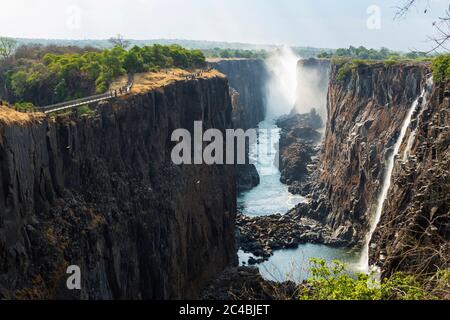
[201,266,299,300]
[209,59,268,194]
[371,79,450,279]
[236,213,346,264]
[276,110,323,196]
[0,76,237,300]
[208,59,268,131]
[293,62,431,246]
[236,164,260,193]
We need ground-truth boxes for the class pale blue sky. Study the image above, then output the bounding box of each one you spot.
[1,0,448,51]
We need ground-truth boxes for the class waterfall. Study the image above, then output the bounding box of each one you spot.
[265,46,300,119]
[402,77,434,161]
[359,82,430,271]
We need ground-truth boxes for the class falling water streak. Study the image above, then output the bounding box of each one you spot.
[400,89,425,161]
[402,77,434,162]
[359,88,427,272]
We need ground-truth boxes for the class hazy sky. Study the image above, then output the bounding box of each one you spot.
[1,0,448,51]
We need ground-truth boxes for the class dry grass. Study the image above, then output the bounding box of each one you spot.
[109,74,129,91]
[130,68,224,94]
[0,106,44,126]
[0,68,223,122]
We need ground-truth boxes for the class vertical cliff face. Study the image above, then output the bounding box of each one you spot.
[295,58,331,120]
[371,79,450,277]
[0,76,236,299]
[303,62,429,244]
[208,59,268,130]
[208,59,268,192]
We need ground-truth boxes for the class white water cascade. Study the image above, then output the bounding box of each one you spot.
[239,47,362,282]
[265,46,300,118]
[402,77,434,161]
[360,83,430,271]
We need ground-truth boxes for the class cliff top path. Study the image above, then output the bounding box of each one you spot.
[0,68,224,123]
[130,68,224,94]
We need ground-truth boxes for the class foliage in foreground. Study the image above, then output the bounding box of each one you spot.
[297,259,449,300]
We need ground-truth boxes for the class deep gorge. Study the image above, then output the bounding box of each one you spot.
[0,55,448,300]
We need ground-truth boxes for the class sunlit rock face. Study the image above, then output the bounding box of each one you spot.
[371,79,450,278]
[0,76,236,299]
[294,61,429,246]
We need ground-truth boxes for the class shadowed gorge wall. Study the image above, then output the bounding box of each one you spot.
[208,59,268,192]
[208,59,268,130]
[0,76,236,299]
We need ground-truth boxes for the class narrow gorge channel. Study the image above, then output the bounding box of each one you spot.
[236,50,363,282]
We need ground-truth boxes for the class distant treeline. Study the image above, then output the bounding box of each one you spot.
[202,47,330,60]
[318,46,431,61]
[203,48,268,59]
[0,43,206,107]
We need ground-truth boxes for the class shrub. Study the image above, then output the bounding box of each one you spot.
[2,44,206,106]
[431,54,450,82]
[298,259,432,300]
[336,62,353,83]
[77,105,94,116]
[14,102,35,112]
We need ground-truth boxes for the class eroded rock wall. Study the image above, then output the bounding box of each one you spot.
[208,59,268,130]
[209,59,268,192]
[299,62,430,245]
[0,76,236,299]
[371,79,450,277]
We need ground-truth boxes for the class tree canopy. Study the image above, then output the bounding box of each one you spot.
[318,46,430,61]
[0,44,206,106]
[0,37,17,60]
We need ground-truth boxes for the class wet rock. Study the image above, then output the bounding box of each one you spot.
[236,212,346,262]
[237,164,260,192]
[371,79,450,279]
[201,267,301,300]
[276,109,323,196]
[294,61,430,246]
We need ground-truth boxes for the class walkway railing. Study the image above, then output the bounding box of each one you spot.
[36,75,134,114]
[35,68,211,115]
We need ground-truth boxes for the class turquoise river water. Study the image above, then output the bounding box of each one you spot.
[237,120,363,282]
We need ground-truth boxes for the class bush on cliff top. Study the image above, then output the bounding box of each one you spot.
[431,54,450,82]
[319,46,431,61]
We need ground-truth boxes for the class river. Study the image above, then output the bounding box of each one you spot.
[237,119,363,282]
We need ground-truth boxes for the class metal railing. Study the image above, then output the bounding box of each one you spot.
[35,69,212,115]
[36,74,134,114]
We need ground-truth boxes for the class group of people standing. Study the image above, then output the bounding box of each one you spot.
[183,67,213,81]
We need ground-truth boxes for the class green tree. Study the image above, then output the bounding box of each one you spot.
[0,37,17,60]
[123,51,144,74]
